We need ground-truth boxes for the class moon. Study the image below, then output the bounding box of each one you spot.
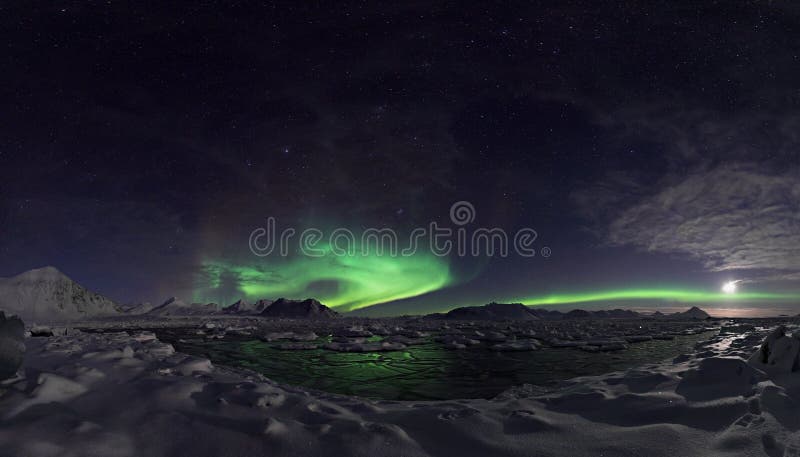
[722,281,738,294]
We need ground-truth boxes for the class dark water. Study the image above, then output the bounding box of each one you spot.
[156,330,713,401]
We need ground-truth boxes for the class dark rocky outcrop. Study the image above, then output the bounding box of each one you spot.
[0,312,24,380]
[674,306,710,320]
[259,298,339,319]
[440,302,540,321]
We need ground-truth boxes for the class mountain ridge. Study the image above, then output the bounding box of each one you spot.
[429,302,712,321]
[0,266,121,321]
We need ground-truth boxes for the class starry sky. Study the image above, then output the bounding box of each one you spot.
[1,2,799,316]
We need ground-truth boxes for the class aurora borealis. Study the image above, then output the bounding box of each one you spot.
[195,245,453,312]
[194,229,800,312]
[196,255,800,312]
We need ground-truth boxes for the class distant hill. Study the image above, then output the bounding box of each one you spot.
[672,306,710,319]
[563,309,593,319]
[527,308,566,320]
[0,267,121,322]
[259,298,339,319]
[432,303,644,321]
[565,308,642,319]
[222,299,273,315]
[147,297,224,316]
[440,302,540,321]
[431,302,713,321]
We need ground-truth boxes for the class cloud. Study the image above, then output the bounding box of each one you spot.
[569,55,800,286]
[605,163,800,282]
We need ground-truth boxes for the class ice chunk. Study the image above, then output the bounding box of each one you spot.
[748,326,800,373]
[6,373,88,419]
[30,325,54,337]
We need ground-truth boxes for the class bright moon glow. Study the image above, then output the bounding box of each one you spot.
[722,281,738,294]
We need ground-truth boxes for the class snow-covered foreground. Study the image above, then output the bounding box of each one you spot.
[0,324,796,457]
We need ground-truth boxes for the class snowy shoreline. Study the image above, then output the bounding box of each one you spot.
[1,319,795,456]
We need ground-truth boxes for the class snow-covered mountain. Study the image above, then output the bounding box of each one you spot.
[0,267,121,322]
[147,297,224,316]
[222,299,273,315]
[119,302,155,315]
[145,297,336,318]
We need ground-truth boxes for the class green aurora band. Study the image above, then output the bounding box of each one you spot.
[193,231,800,312]
[195,246,453,312]
[513,288,800,306]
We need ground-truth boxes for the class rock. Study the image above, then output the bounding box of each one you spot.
[0,312,25,380]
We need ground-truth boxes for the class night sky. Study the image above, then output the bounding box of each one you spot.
[2,2,799,316]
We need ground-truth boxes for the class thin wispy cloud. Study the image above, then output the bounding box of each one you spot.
[605,163,800,283]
